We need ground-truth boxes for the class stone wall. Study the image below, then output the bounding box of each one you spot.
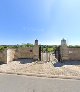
[7,46,40,63]
[56,39,80,61]
[0,45,40,64]
[15,47,33,59]
[68,48,80,61]
[0,49,7,63]
[57,46,80,61]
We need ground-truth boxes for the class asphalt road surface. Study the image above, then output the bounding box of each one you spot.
[0,74,80,92]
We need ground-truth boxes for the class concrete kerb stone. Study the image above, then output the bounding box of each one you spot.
[0,71,80,80]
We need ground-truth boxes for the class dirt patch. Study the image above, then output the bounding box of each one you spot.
[0,60,80,78]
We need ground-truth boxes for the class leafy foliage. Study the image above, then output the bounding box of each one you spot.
[41,45,58,52]
[68,45,80,48]
[0,43,34,51]
[0,46,7,51]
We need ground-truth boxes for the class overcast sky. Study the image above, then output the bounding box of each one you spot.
[0,0,80,45]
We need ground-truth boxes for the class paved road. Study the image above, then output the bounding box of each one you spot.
[0,74,80,92]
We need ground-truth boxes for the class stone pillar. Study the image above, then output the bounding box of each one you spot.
[33,40,40,61]
[60,39,69,61]
[33,45,39,61]
[7,49,16,64]
[3,50,7,63]
[46,46,48,61]
[35,39,38,45]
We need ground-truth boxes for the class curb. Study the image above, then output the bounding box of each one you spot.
[0,71,80,80]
